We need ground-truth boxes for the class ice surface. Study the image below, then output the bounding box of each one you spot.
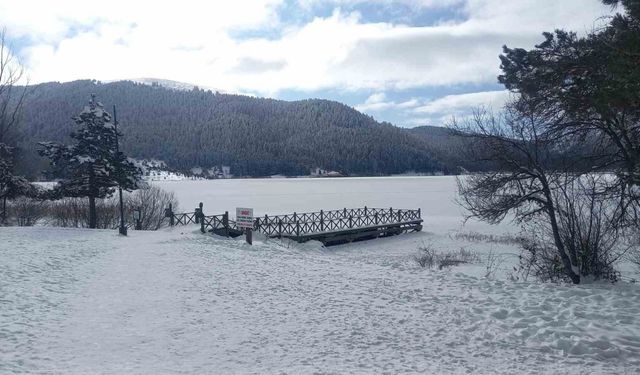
[154,176,517,235]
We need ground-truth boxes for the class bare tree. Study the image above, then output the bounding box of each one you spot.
[455,100,629,284]
[0,28,30,224]
[0,28,27,145]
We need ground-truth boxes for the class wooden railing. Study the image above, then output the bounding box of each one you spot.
[254,207,421,237]
[166,204,421,239]
[173,211,198,226]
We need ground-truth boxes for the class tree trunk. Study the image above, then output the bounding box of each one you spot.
[543,184,581,284]
[1,195,6,224]
[88,166,97,229]
[89,195,97,229]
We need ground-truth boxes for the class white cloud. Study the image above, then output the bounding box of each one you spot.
[0,0,613,95]
[403,90,510,126]
[355,90,509,126]
[355,92,421,112]
[414,90,510,114]
[298,0,464,11]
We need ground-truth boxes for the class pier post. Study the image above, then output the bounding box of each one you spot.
[166,203,174,226]
[278,219,283,237]
[223,211,229,237]
[195,202,203,224]
[265,214,269,234]
[320,210,324,232]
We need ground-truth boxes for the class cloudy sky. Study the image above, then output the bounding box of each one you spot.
[0,0,613,127]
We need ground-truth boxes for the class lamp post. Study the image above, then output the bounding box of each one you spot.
[113,104,127,236]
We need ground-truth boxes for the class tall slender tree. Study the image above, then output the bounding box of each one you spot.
[39,95,141,228]
[0,28,31,223]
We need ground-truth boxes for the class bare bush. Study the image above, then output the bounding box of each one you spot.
[483,249,503,279]
[6,197,48,226]
[48,197,119,229]
[452,231,524,246]
[437,248,480,269]
[126,185,179,230]
[551,175,628,282]
[515,180,628,284]
[415,244,479,269]
[47,197,87,228]
[624,231,640,276]
[515,233,568,282]
[414,243,436,268]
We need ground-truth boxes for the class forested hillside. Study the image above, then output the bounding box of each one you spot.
[13,80,448,178]
[407,126,493,173]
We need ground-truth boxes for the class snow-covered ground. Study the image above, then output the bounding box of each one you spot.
[1,226,639,374]
[2,176,639,374]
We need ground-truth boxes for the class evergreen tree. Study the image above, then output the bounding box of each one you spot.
[0,144,35,223]
[39,95,141,228]
[498,0,640,187]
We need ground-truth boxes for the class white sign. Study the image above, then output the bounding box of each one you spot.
[236,207,254,229]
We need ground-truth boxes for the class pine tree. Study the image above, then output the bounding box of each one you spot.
[0,144,36,224]
[39,95,141,228]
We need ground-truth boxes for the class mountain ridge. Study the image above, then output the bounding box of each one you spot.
[12,80,454,178]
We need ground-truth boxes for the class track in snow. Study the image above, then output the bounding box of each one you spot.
[1,226,639,374]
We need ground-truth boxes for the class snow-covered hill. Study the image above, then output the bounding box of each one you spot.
[122,78,221,92]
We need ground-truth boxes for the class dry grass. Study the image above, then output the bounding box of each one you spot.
[452,231,524,246]
[415,243,480,270]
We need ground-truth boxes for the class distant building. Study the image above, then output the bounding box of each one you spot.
[325,171,343,177]
[311,167,327,176]
[311,167,342,177]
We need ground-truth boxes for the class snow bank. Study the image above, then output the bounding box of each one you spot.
[1,226,638,374]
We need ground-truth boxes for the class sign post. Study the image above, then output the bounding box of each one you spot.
[236,207,254,245]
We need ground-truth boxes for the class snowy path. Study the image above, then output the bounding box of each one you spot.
[1,227,640,374]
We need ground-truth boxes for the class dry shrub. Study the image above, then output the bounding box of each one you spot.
[126,185,179,230]
[48,197,119,229]
[415,244,479,269]
[414,243,436,268]
[625,231,640,276]
[6,186,179,231]
[6,197,48,226]
[452,231,524,246]
[483,249,503,279]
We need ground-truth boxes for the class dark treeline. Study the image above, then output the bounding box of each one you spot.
[408,125,497,172]
[14,80,446,178]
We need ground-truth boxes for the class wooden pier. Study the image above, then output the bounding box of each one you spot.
[166,205,423,246]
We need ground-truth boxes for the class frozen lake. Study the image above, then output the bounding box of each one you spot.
[154,176,515,235]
